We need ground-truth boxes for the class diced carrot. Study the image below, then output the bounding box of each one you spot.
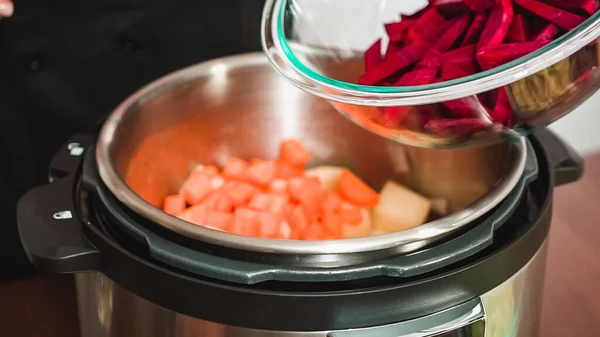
[286,205,310,233]
[178,204,208,226]
[223,158,249,178]
[322,211,343,238]
[259,212,282,238]
[300,223,326,240]
[249,193,273,212]
[287,177,320,202]
[338,169,380,208]
[282,204,295,218]
[204,193,234,212]
[276,160,305,179]
[269,178,288,193]
[279,220,293,239]
[180,174,212,205]
[231,208,261,236]
[225,182,259,206]
[306,176,321,186]
[267,194,289,214]
[206,211,233,231]
[297,189,325,223]
[322,193,343,213]
[243,160,277,187]
[279,139,312,166]
[339,207,363,225]
[163,194,186,216]
[192,165,219,177]
[210,176,226,190]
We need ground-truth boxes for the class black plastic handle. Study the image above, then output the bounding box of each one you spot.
[17,175,101,273]
[534,128,584,186]
[17,134,100,274]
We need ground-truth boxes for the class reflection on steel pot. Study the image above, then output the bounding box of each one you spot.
[96,53,527,266]
[16,53,584,337]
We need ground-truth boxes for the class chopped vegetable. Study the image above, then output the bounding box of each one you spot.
[343,208,372,238]
[279,139,312,167]
[373,181,432,233]
[465,0,499,12]
[433,14,472,53]
[533,24,560,41]
[478,0,514,47]
[406,8,447,44]
[180,174,212,205]
[506,13,529,42]
[338,169,380,208]
[476,39,551,70]
[461,12,488,46]
[425,118,487,137]
[364,39,383,72]
[395,68,438,85]
[545,0,599,16]
[163,194,186,216]
[358,43,429,85]
[514,0,586,30]
[490,88,514,126]
[433,0,469,14]
[441,45,479,80]
[385,21,414,42]
[305,166,343,192]
[417,50,443,69]
[166,140,437,240]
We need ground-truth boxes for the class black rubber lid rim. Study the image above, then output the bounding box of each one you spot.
[77,134,553,331]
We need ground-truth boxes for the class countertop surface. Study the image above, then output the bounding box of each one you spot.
[1,153,599,337]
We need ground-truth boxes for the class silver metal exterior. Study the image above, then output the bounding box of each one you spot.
[74,241,548,337]
[95,52,526,265]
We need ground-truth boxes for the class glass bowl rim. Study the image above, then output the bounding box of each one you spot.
[268,0,600,104]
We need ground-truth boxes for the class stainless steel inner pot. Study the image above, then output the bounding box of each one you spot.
[96,52,526,260]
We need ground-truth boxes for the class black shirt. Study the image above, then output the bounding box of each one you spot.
[0,0,265,282]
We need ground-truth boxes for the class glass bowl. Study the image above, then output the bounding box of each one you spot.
[261,0,600,148]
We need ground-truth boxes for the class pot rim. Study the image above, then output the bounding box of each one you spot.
[96,52,527,256]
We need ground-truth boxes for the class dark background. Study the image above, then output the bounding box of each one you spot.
[0,0,266,282]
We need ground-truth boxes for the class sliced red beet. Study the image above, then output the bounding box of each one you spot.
[461,12,488,46]
[490,88,513,126]
[358,43,428,85]
[364,39,383,72]
[515,0,587,30]
[543,0,599,16]
[478,0,514,48]
[443,98,479,118]
[533,24,561,41]
[381,106,412,125]
[385,20,415,43]
[440,45,480,80]
[433,0,470,14]
[433,14,472,52]
[425,118,487,137]
[385,42,403,60]
[417,49,443,68]
[465,0,498,12]
[406,8,447,44]
[476,40,551,71]
[506,13,529,42]
[401,5,432,20]
[395,68,439,86]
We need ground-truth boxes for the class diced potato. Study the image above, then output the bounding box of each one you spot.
[343,208,372,238]
[305,166,343,192]
[373,181,431,232]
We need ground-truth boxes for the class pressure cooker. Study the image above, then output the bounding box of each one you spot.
[17,53,583,337]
